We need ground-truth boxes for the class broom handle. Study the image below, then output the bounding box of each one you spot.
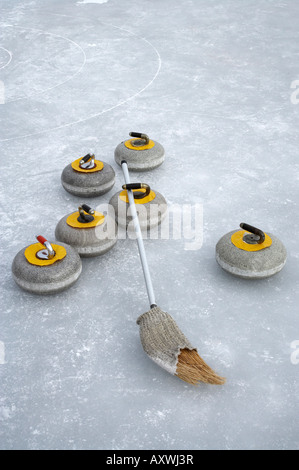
[121,161,157,308]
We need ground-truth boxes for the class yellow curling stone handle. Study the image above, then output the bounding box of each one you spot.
[25,242,67,266]
[66,210,105,228]
[71,157,104,173]
[231,230,272,252]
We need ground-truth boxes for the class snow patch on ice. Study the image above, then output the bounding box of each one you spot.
[0,341,5,364]
[78,0,108,4]
[81,136,98,141]
[0,405,16,421]
[143,409,171,426]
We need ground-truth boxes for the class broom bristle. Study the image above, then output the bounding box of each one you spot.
[176,348,226,386]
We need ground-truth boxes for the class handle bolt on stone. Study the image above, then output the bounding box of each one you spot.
[240,223,265,245]
[129,132,150,147]
[77,204,95,223]
[79,153,96,170]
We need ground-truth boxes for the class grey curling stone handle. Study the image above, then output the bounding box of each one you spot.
[122,182,151,200]
[240,223,265,244]
[79,153,96,170]
[80,153,95,164]
[129,132,150,146]
[81,204,95,215]
[78,204,95,223]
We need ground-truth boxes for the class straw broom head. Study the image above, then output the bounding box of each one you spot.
[137,307,226,386]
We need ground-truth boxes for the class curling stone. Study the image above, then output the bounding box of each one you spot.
[55,204,117,258]
[114,132,165,171]
[215,223,287,279]
[12,235,82,294]
[61,153,115,197]
[109,182,167,230]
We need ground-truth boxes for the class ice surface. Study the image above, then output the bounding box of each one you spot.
[0,0,298,450]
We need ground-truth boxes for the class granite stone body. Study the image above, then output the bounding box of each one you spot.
[12,242,82,294]
[114,140,165,171]
[216,231,287,279]
[61,162,115,197]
